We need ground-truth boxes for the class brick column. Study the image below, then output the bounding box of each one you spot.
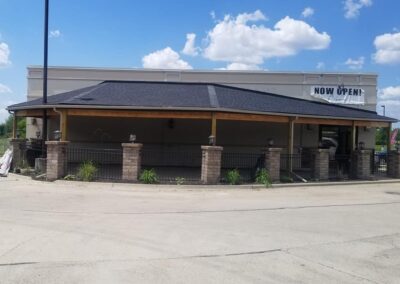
[122,143,143,182]
[201,146,223,184]
[9,138,27,170]
[387,151,400,178]
[351,150,372,179]
[46,141,69,181]
[311,148,330,181]
[263,147,282,182]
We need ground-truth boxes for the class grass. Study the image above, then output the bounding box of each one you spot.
[0,137,9,156]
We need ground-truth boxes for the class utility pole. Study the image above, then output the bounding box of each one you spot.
[42,0,49,157]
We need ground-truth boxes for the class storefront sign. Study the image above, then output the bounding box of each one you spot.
[310,85,365,105]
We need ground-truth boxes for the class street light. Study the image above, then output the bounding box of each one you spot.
[381,105,385,116]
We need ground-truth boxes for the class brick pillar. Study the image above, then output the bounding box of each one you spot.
[45,141,69,181]
[122,143,143,182]
[9,138,27,169]
[351,150,372,179]
[263,147,282,182]
[387,151,400,178]
[201,146,223,184]
[311,148,330,181]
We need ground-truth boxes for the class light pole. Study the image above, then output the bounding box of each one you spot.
[381,105,385,116]
[42,0,49,157]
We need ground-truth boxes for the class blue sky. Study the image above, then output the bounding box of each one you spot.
[1,0,400,124]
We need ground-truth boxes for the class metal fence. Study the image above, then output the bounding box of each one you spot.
[67,146,123,181]
[372,152,387,177]
[141,147,202,183]
[329,154,351,180]
[220,152,263,183]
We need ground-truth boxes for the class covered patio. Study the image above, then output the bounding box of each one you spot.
[7,81,398,183]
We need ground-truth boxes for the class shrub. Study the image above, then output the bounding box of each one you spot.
[140,169,158,184]
[175,177,185,185]
[226,169,241,185]
[77,161,98,182]
[255,168,272,188]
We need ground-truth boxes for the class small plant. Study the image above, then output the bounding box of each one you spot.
[226,169,241,185]
[63,174,76,181]
[175,177,185,185]
[280,175,293,183]
[77,161,98,182]
[255,168,272,188]
[140,169,158,184]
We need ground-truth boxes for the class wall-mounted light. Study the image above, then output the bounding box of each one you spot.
[208,135,215,146]
[358,141,365,150]
[36,131,41,139]
[306,124,312,131]
[31,118,37,125]
[268,138,274,147]
[129,134,136,143]
[53,130,61,141]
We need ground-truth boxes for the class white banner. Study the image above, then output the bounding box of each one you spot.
[310,85,365,105]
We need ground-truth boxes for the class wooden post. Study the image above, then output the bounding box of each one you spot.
[287,117,294,172]
[351,121,356,151]
[12,112,17,138]
[60,110,68,141]
[211,113,217,145]
[387,123,392,151]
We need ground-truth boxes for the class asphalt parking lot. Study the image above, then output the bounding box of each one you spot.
[1,174,400,283]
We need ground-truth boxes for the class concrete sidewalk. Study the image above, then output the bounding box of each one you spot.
[0,174,400,283]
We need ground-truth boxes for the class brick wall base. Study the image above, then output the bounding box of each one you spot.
[122,143,143,182]
[46,141,69,181]
[263,148,282,182]
[201,146,223,184]
[351,150,372,180]
[9,138,27,170]
[311,148,330,181]
[388,151,400,178]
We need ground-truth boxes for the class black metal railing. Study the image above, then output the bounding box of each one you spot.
[220,152,263,183]
[372,152,387,177]
[67,146,123,181]
[141,147,202,183]
[329,154,351,180]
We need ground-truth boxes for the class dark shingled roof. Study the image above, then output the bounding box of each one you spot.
[8,81,397,122]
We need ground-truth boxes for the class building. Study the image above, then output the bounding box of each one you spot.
[7,66,398,183]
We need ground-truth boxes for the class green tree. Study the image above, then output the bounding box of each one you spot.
[375,127,388,145]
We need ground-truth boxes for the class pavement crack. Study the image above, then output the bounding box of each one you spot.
[283,250,379,284]
[12,200,400,216]
[0,262,38,267]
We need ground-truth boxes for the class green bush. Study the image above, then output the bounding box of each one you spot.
[175,177,185,185]
[226,169,241,185]
[255,168,272,188]
[77,161,98,182]
[140,169,158,184]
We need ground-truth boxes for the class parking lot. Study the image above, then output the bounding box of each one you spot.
[1,174,400,283]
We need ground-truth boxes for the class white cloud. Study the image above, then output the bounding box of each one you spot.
[0,42,11,67]
[378,86,400,122]
[210,10,216,20]
[182,33,199,56]
[316,62,325,69]
[203,11,331,70]
[378,86,400,100]
[0,83,12,93]
[302,7,314,18]
[373,32,400,65]
[345,56,365,69]
[344,0,372,19]
[49,30,61,38]
[220,62,261,71]
[142,47,192,69]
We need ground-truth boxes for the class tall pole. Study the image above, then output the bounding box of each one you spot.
[381,105,385,116]
[42,0,49,157]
